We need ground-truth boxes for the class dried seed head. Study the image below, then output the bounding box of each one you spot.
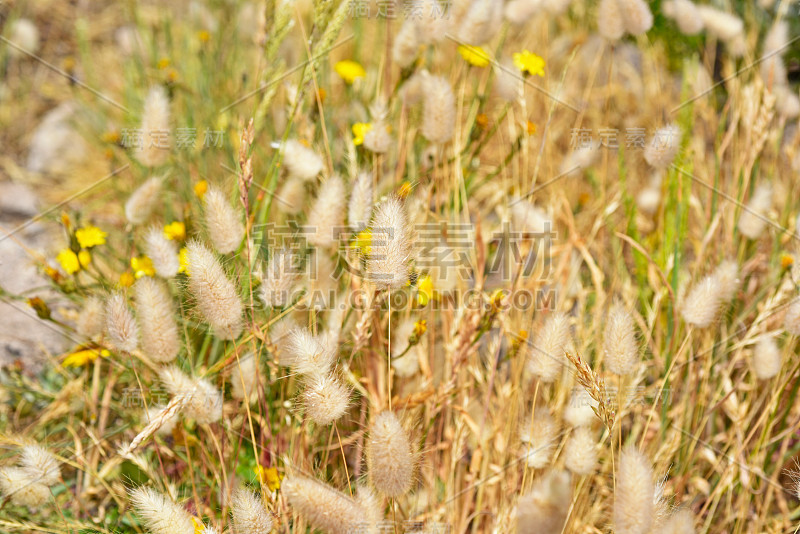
[301,373,350,425]
[564,426,598,476]
[564,386,599,427]
[135,277,180,363]
[77,296,104,339]
[603,303,639,376]
[617,0,653,35]
[637,186,661,215]
[106,292,139,353]
[8,19,40,56]
[135,86,170,167]
[657,509,696,534]
[421,75,456,144]
[125,177,162,225]
[20,445,60,486]
[681,275,722,328]
[231,353,259,403]
[785,298,800,335]
[519,410,559,468]
[282,139,324,181]
[144,405,179,436]
[752,336,782,380]
[614,446,655,534]
[527,312,572,383]
[282,475,367,534]
[348,171,374,232]
[277,177,306,215]
[662,0,703,35]
[185,240,243,339]
[231,487,274,534]
[511,200,551,235]
[393,19,420,68]
[712,260,740,305]
[144,227,180,278]
[160,366,223,424]
[0,467,51,509]
[204,186,245,254]
[737,183,772,239]
[260,249,297,307]
[363,121,392,154]
[457,0,503,45]
[367,198,412,289]
[285,327,337,377]
[129,486,195,534]
[504,0,542,26]
[597,0,625,40]
[367,411,415,497]
[697,5,743,41]
[308,175,346,248]
[644,124,681,169]
[515,469,571,534]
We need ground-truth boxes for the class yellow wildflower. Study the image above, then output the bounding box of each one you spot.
[62,348,109,368]
[157,57,170,69]
[57,249,80,274]
[476,113,489,130]
[335,60,366,84]
[131,256,155,278]
[101,130,121,144]
[458,44,491,67]
[352,122,372,146]
[781,253,794,269]
[119,271,135,287]
[413,319,428,338]
[526,121,537,135]
[27,297,51,320]
[191,517,205,534]
[398,181,413,199]
[197,30,210,43]
[164,221,186,241]
[78,249,91,268]
[353,229,372,256]
[513,50,545,77]
[417,274,434,306]
[194,180,208,199]
[255,465,284,491]
[75,226,107,248]
[179,247,189,274]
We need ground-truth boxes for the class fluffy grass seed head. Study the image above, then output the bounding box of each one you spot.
[603,303,639,376]
[564,427,598,476]
[301,373,350,425]
[129,486,195,534]
[125,177,162,225]
[134,277,180,363]
[231,353,259,403]
[784,297,800,335]
[515,469,571,534]
[367,411,415,497]
[135,86,170,167]
[308,175,346,248]
[614,446,655,534]
[348,171,374,232]
[713,260,740,304]
[106,292,139,353]
[662,0,703,35]
[527,312,571,382]
[0,467,51,509]
[457,0,503,45]
[145,405,179,436]
[597,0,626,41]
[277,177,306,215]
[203,186,245,254]
[681,275,722,328]
[519,409,559,469]
[144,227,180,278]
[697,5,743,42]
[367,197,412,289]
[185,240,243,339]
[618,0,653,35]
[391,318,420,378]
[260,248,297,307]
[77,296,104,339]
[564,386,599,427]
[421,75,456,144]
[231,487,274,534]
[494,58,523,102]
[393,19,420,68]
[282,475,367,534]
[160,366,223,424]
[282,139,324,181]
[644,124,681,169]
[504,0,542,26]
[363,121,392,154]
[285,327,337,377]
[658,509,696,534]
[752,336,782,380]
[20,444,60,486]
[737,182,772,240]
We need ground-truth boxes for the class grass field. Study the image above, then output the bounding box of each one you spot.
[1,0,800,533]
